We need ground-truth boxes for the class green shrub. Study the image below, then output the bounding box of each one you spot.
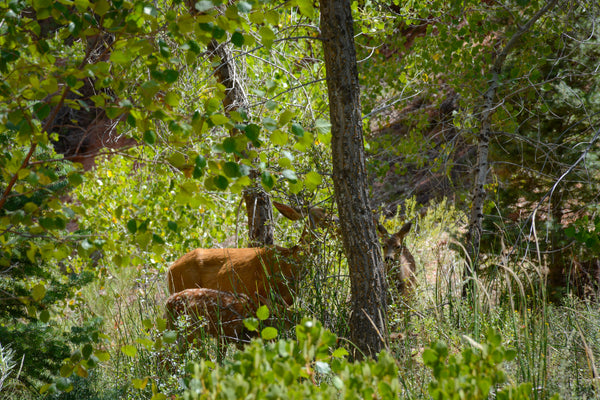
[177,318,401,400]
[423,328,559,400]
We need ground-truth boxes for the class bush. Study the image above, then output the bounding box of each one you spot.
[177,318,401,400]
[423,329,560,400]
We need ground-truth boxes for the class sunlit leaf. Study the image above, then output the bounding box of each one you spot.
[261,327,278,340]
[121,345,137,357]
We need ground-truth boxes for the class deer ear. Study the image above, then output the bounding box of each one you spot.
[273,202,303,221]
[395,222,412,238]
[376,222,389,237]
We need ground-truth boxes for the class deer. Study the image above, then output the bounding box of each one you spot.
[166,201,337,310]
[164,288,257,348]
[377,222,416,295]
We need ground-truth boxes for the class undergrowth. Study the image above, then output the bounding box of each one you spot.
[4,196,600,399]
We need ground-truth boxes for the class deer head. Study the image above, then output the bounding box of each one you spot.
[377,222,416,295]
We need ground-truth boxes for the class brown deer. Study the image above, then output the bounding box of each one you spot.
[377,222,416,295]
[165,288,257,347]
[166,202,337,309]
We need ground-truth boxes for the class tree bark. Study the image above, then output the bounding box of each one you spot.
[464,0,558,296]
[207,39,274,246]
[320,0,388,359]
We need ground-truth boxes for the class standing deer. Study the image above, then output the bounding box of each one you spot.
[377,222,416,295]
[166,202,337,308]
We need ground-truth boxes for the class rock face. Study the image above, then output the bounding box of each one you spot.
[369,91,473,216]
[49,77,135,170]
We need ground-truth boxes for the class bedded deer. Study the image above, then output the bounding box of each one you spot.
[165,288,257,347]
[166,202,337,309]
[377,222,416,295]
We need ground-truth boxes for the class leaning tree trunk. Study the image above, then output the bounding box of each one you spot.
[207,38,274,246]
[320,0,388,359]
[464,0,558,296]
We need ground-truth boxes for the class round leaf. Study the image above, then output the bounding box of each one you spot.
[261,327,278,340]
[143,130,156,145]
[121,345,137,357]
[256,305,270,321]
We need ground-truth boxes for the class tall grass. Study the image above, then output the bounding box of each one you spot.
[51,195,600,399]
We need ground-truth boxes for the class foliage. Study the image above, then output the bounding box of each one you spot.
[178,318,400,400]
[0,0,599,398]
[423,329,551,400]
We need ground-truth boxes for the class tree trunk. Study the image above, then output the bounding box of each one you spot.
[320,0,388,359]
[463,0,558,296]
[207,39,274,247]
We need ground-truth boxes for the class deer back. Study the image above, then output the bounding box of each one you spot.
[166,245,302,306]
[166,202,336,307]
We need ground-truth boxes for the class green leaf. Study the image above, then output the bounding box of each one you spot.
[195,154,207,168]
[94,350,110,362]
[121,345,137,357]
[56,377,72,392]
[259,26,275,49]
[223,161,241,177]
[231,31,245,47]
[291,123,304,137]
[281,169,297,183]
[261,327,278,340]
[332,348,349,358]
[32,283,46,301]
[210,113,230,125]
[132,377,149,389]
[214,175,229,190]
[315,118,331,134]
[304,171,322,191]
[270,130,288,146]
[245,124,260,141]
[243,317,259,332]
[143,130,157,145]
[261,171,274,190]
[195,0,214,12]
[82,344,93,359]
[315,361,331,374]
[110,50,130,65]
[163,330,178,344]
[167,221,178,232]
[262,117,277,131]
[39,309,50,323]
[127,219,137,234]
[256,305,270,321]
[223,137,236,153]
[278,109,294,126]
[237,1,252,13]
[151,393,167,400]
[297,0,314,18]
[68,173,84,186]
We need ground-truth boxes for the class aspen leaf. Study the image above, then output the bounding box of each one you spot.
[32,283,46,301]
[231,31,244,47]
[121,345,137,357]
[143,130,156,145]
[297,0,314,18]
[244,317,259,331]
[132,377,148,389]
[270,130,288,146]
[259,26,275,49]
[214,175,229,190]
[261,171,274,190]
[305,171,322,190]
[281,169,297,183]
[261,327,278,340]
[256,305,270,320]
